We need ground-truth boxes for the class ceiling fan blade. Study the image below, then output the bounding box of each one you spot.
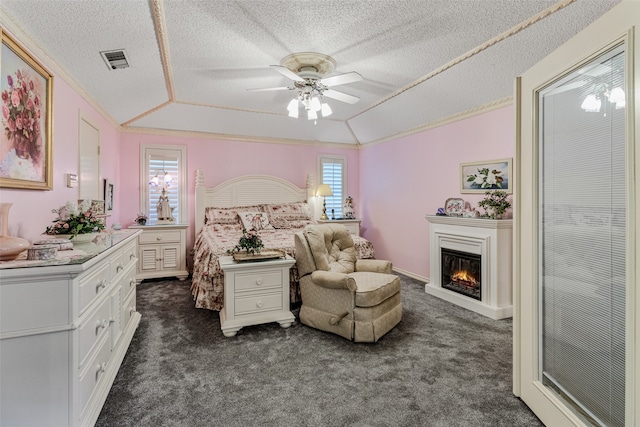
[320,72,363,87]
[270,65,305,82]
[323,89,360,104]
[247,86,292,92]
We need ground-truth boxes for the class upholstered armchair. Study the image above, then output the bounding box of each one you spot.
[294,224,402,342]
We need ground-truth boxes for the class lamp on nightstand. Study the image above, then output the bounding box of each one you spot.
[317,184,333,220]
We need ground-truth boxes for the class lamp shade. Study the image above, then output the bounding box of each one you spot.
[316,183,333,197]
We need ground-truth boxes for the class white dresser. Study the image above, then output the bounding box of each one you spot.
[129,224,188,283]
[0,230,142,427]
[219,255,296,337]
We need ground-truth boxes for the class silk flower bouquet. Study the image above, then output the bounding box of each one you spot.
[45,200,105,239]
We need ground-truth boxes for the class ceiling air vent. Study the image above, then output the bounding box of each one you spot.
[100,49,130,70]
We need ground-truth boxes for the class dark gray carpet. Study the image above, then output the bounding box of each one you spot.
[96,275,542,427]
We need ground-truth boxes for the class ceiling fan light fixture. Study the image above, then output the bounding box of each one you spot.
[288,108,299,118]
[308,109,318,120]
[310,96,322,112]
[609,86,625,109]
[581,94,601,112]
[321,103,332,117]
[287,99,298,112]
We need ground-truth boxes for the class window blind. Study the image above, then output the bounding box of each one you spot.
[538,47,625,427]
[320,157,345,218]
[148,155,179,223]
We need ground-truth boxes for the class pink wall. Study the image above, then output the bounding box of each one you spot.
[119,133,360,252]
[359,106,515,279]
[0,30,121,242]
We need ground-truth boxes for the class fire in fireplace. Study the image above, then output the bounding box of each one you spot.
[441,248,481,300]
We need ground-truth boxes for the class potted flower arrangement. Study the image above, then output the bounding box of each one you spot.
[477,190,512,219]
[227,228,264,255]
[45,200,105,239]
[135,212,148,225]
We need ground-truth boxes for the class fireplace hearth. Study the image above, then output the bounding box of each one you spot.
[441,248,481,300]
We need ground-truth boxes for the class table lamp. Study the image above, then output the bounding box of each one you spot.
[317,184,333,220]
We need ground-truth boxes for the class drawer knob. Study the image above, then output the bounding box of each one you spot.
[130,279,136,286]
[116,263,123,272]
[97,362,107,374]
[156,236,162,241]
[96,319,109,331]
[256,279,263,285]
[129,306,136,315]
[256,301,264,308]
[130,254,135,260]
[96,279,107,291]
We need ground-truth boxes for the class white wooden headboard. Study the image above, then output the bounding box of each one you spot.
[194,169,315,235]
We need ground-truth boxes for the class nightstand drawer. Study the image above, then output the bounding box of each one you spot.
[235,292,282,315]
[234,270,284,291]
[139,230,182,244]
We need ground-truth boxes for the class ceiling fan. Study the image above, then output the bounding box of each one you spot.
[248,52,363,120]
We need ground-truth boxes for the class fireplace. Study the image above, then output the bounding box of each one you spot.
[425,215,513,319]
[441,248,481,300]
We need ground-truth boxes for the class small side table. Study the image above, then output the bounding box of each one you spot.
[219,255,296,337]
[317,218,361,237]
[128,223,189,283]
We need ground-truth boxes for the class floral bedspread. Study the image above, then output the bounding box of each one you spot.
[191,223,376,311]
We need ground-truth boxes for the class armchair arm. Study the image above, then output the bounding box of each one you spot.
[310,270,357,291]
[355,259,393,274]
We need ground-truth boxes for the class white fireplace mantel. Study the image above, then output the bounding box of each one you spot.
[425,215,513,319]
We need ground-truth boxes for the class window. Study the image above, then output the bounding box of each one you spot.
[140,144,187,224]
[318,155,346,218]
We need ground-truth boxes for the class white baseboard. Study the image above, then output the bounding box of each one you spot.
[392,267,429,283]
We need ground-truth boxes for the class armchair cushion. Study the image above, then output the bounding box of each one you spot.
[304,224,356,273]
[350,272,401,307]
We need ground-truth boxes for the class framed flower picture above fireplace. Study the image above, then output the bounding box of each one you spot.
[0,30,53,190]
[460,158,512,194]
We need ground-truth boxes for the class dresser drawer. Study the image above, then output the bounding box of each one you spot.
[78,262,111,313]
[78,333,112,419]
[78,297,112,369]
[234,270,284,292]
[121,241,137,266]
[121,266,137,299]
[109,249,126,280]
[235,292,282,315]
[139,230,182,245]
[122,290,137,330]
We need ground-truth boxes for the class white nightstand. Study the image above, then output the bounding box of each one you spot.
[129,224,189,283]
[218,255,296,337]
[316,218,361,237]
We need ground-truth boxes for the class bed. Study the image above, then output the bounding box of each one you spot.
[191,170,376,311]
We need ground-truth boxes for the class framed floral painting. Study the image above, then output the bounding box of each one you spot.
[460,158,512,194]
[1,30,53,190]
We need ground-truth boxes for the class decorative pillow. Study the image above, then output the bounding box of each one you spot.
[270,216,291,229]
[263,202,312,221]
[205,205,262,224]
[238,211,274,231]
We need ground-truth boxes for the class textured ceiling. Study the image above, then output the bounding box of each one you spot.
[0,0,621,145]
